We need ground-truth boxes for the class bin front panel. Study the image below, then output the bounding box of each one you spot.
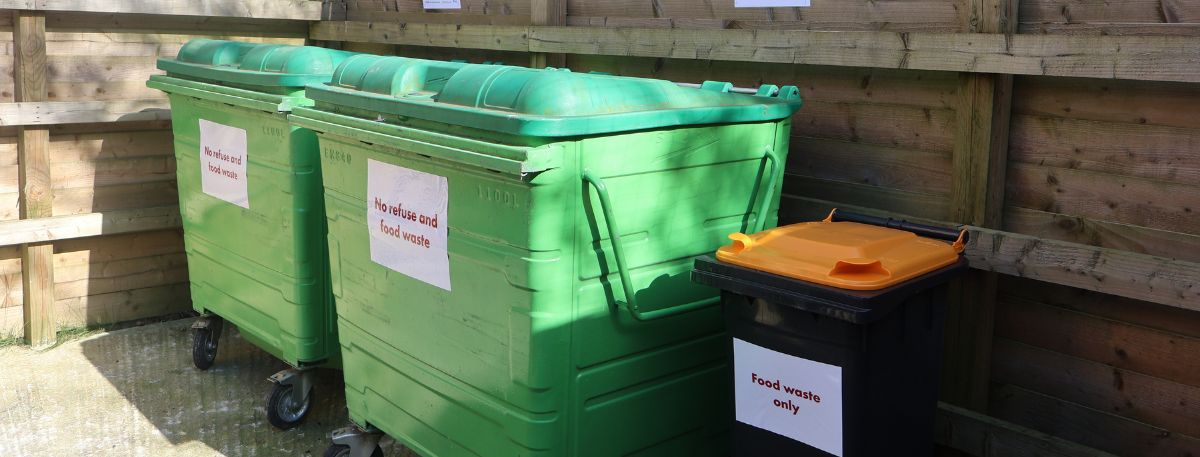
[167,93,334,365]
[313,112,791,456]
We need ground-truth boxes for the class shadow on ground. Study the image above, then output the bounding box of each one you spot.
[0,318,411,456]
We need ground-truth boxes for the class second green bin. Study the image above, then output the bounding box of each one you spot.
[291,56,802,456]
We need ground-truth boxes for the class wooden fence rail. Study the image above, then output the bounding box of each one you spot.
[310,22,1200,83]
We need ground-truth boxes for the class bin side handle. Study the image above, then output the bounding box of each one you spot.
[580,148,780,321]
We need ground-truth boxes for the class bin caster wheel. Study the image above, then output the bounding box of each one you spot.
[191,327,218,370]
[267,382,312,429]
[323,444,384,457]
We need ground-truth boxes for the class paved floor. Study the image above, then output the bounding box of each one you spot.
[0,318,412,456]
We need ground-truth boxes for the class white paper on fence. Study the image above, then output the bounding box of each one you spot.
[733,338,843,456]
[735,0,812,7]
[198,119,250,209]
[422,0,462,9]
[367,159,452,291]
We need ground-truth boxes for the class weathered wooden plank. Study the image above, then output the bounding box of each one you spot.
[1021,22,1200,36]
[1013,77,1200,129]
[793,101,957,153]
[346,10,532,25]
[1008,115,1200,186]
[565,0,963,27]
[993,338,1200,437]
[782,174,952,221]
[0,0,324,21]
[309,22,1200,83]
[996,293,1200,387]
[0,206,181,247]
[999,276,1200,338]
[1003,207,1200,262]
[51,156,175,190]
[1020,0,1200,24]
[0,99,171,126]
[990,383,1200,457]
[1006,163,1200,234]
[966,226,1200,311]
[786,136,952,195]
[52,181,179,216]
[934,401,1118,457]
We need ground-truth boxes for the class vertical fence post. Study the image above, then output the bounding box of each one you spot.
[941,0,1018,414]
[15,11,55,348]
[529,0,565,68]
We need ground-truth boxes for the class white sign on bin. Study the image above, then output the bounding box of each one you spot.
[198,119,249,209]
[734,338,843,456]
[422,0,461,9]
[367,159,451,291]
[735,0,812,7]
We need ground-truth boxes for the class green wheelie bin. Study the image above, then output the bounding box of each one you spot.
[289,55,802,457]
[147,39,355,429]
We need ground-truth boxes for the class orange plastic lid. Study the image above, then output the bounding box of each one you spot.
[715,219,965,291]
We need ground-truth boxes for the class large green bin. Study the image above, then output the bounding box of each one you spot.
[147,39,355,429]
[290,55,802,456]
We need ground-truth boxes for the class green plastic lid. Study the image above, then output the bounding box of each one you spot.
[306,54,802,137]
[157,39,355,88]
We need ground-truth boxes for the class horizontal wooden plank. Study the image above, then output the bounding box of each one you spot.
[1021,22,1200,36]
[998,276,1200,338]
[966,226,1200,311]
[993,338,1200,437]
[1021,0,1200,24]
[934,401,1118,457]
[0,0,325,21]
[787,136,952,195]
[0,206,181,247]
[52,181,180,216]
[1008,114,1200,185]
[50,156,175,190]
[310,22,1200,83]
[55,253,187,299]
[0,99,170,126]
[566,54,959,108]
[991,383,1200,457]
[995,293,1200,387]
[1013,77,1200,129]
[1006,163,1200,234]
[783,174,951,221]
[793,101,957,153]
[346,0,531,16]
[347,10,532,25]
[0,282,190,335]
[564,0,963,26]
[1003,207,1200,263]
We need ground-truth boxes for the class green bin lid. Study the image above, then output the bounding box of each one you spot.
[157,39,355,88]
[306,54,802,138]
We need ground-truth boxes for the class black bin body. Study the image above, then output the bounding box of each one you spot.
[692,255,969,457]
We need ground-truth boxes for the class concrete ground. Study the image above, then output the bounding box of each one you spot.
[0,318,412,456]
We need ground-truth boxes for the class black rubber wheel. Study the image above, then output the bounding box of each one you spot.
[267,383,312,430]
[323,444,384,457]
[191,327,218,370]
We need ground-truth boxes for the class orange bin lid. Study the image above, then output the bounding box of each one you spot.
[716,218,965,291]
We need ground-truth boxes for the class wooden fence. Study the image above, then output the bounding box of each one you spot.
[0,1,1195,456]
[0,1,318,342]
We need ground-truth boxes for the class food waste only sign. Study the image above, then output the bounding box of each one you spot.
[198,119,249,209]
[367,159,451,291]
[734,338,843,456]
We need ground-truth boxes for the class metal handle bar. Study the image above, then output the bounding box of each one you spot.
[582,148,783,321]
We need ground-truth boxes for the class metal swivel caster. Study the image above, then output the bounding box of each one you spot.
[324,425,384,457]
[267,367,316,429]
[191,315,223,370]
